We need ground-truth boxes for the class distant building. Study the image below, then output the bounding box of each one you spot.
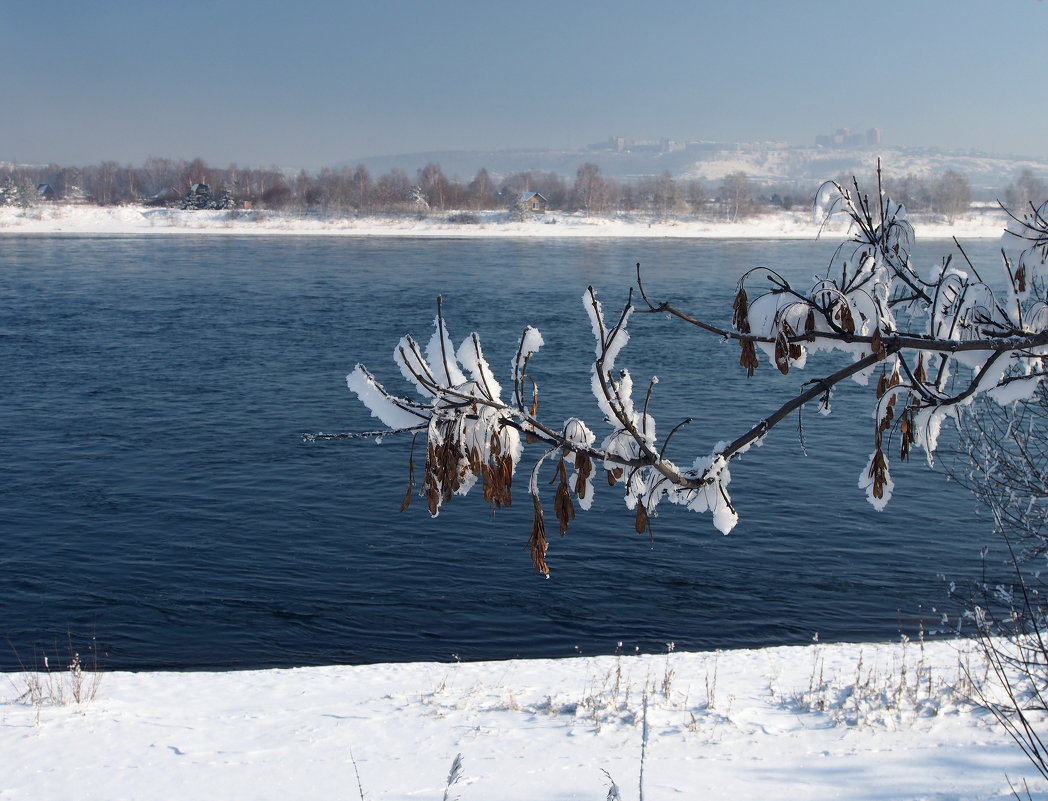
[587,136,627,152]
[815,126,883,149]
[521,191,547,213]
[588,136,685,154]
[36,184,55,201]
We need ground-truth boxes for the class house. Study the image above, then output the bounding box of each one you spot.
[521,191,547,213]
[36,184,56,201]
[181,183,215,210]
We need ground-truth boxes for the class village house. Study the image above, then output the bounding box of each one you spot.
[521,191,547,213]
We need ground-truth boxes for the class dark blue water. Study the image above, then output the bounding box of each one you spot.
[0,234,1009,670]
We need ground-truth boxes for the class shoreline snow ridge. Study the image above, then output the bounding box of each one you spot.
[0,637,1034,799]
[0,203,1010,239]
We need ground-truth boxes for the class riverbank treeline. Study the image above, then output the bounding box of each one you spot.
[2,154,1030,220]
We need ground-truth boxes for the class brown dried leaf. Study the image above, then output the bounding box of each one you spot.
[554,476,575,536]
[467,446,482,477]
[879,403,894,433]
[529,495,549,576]
[739,339,759,377]
[425,444,440,516]
[835,302,855,334]
[876,369,888,398]
[888,362,901,388]
[635,501,649,534]
[899,405,915,462]
[914,354,927,385]
[774,328,791,375]
[732,287,749,331]
[573,452,593,500]
[868,447,889,500]
[804,309,817,341]
[871,329,886,360]
[481,453,514,510]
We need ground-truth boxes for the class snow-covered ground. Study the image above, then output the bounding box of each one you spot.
[0,203,1010,239]
[0,638,1039,800]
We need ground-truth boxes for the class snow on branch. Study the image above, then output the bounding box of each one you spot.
[316,167,1048,574]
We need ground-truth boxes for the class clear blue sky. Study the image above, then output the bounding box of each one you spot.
[2,0,1045,168]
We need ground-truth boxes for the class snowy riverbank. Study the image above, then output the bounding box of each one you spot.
[0,203,1011,239]
[1,638,1038,800]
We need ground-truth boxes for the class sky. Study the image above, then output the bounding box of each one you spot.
[2,0,1046,169]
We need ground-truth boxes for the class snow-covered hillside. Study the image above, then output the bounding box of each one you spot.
[344,144,1048,197]
[677,145,1048,194]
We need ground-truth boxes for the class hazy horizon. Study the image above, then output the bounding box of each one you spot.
[2,0,1046,169]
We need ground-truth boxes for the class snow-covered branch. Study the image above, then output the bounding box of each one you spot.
[323,171,1048,574]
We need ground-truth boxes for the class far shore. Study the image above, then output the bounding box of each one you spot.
[0,203,1012,240]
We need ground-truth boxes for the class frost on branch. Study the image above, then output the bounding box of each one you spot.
[324,170,1048,574]
[348,299,525,518]
[340,286,738,574]
[693,170,1048,514]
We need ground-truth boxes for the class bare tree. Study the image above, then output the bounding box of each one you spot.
[90,160,120,206]
[318,172,1048,575]
[719,171,757,221]
[139,157,179,202]
[375,168,411,210]
[951,383,1048,561]
[573,163,610,213]
[684,179,707,215]
[418,163,450,211]
[636,171,684,217]
[316,167,350,213]
[350,165,373,213]
[1004,168,1047,215]
[260,184,293,210]
[932,170,972,220]
[121,163,139,203]
[883,173,932,212]
[467,168,496,210]
[948,350,1048,789]
[179,157,214,195]
[294,169,314,208]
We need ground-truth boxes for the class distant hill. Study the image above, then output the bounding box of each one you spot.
[341,144,1048,200]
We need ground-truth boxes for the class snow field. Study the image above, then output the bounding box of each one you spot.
[0,638,1037,800]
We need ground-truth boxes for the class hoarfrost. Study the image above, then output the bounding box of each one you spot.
[346,365,429,430]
